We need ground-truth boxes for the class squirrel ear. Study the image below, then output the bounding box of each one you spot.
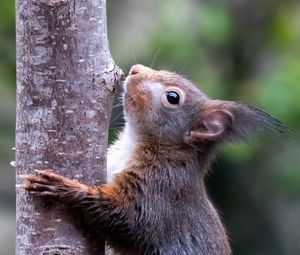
[184,100,290,145]
[185,109,234,143]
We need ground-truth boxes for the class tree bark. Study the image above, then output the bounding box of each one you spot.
[15,0,123,254]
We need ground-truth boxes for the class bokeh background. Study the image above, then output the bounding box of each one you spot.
[1,0,300,254]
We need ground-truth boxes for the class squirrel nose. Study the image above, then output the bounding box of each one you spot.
[128,64,147,76]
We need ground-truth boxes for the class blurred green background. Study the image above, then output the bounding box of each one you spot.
[1,0,300,254]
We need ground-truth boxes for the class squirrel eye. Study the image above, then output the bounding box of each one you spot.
[166,91,180,105]
[162,87,185,108]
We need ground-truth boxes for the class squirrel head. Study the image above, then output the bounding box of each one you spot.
[123,64,288,148]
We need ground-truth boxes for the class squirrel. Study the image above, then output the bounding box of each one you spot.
[20,64,288,255]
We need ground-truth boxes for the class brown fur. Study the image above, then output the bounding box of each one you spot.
[21,64,288,255]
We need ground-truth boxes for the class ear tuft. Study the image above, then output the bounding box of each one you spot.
[184,100,292,146]
[227,103,292,142]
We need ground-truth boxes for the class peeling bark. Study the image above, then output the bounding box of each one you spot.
[15,0,123,254]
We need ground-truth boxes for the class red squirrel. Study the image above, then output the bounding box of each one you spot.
[20,64,288,255]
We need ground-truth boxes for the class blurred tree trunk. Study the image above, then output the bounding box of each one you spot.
[15,0,123,254]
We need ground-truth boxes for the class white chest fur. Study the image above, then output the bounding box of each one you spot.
[107,122,137,182]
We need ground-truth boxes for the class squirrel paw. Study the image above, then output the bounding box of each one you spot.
[18,170,69,197]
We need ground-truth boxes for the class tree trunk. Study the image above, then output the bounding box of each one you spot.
[15,0,123,254]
